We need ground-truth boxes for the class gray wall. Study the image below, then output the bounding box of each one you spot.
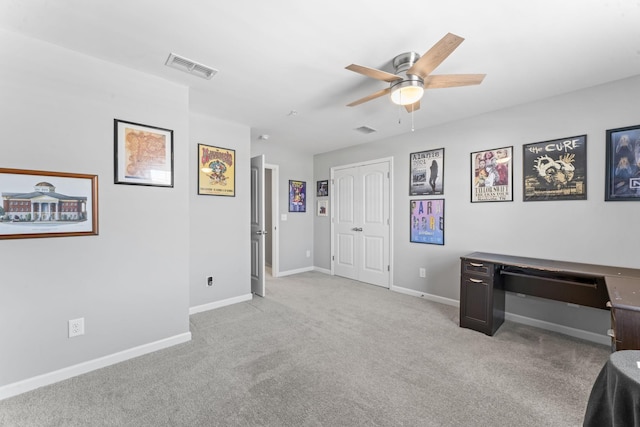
[314,75,640,337]
[189,113,251,306]
[251,143,314,274]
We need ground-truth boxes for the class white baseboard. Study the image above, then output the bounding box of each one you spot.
[0,332,191,401]
[391,285,460,307]
[278,266,314,277]
[313,266,331,275]
[504,312,610,346]
[189,293,253,315]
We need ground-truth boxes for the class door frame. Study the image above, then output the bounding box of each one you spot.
[330,156,394,287]
[265,163,280,277]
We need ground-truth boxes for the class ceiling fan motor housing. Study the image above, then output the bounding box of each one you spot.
[390,52,424,105]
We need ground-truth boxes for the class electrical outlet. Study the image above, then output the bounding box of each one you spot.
[207,276,213,287]
[68,318,84,338]
[419,268,426,278]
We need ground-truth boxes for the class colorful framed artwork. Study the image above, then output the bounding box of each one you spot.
[410,148,444,196]
[198,144,236,196]
[317,200,328,216]
[317,180,329,197]
[0,168,98,240]
[605,124,640,201]
[114,119,174,187]
[410,199,444,245]
[289,180,306,212]
[523,135,587,201]
[471,146,513,202]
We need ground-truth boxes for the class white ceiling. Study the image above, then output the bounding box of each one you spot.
[1,1,639,155]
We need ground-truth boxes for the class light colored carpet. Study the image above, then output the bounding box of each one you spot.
[0,272,609,426]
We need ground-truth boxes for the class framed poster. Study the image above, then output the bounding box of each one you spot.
[288,180,306,212]
[605,124,640,201]
[471,146,513,202]
[114,119,173,187]
[317,180,329,197]
[198,144,236,196]
[410,199,444,245]
[0,168,98,240]
[317,200,328,216]
[410,148,444,195]
[523,135,587,201]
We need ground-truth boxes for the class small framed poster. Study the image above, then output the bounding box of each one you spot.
[198,144,236,196]
[317,180,329,197]
[523,135,587,201]
[317,200,328,216]
[410,148,444,195]
[289,180,306,212]
[605,124,640,201]
[471,146,513,202]
[410,199,444,245]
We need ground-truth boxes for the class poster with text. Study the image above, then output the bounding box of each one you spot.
[410,199,444,245]
[523,135,586,201]
[471,146,513,202]
[410,148,444,195]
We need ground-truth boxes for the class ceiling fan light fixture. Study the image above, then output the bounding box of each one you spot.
[390,80,424,106]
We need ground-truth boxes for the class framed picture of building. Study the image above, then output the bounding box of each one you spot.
[471,146,513,202]
[523,135,587,201]
[410,199,444,245]
[410,148,444,196]
[198,144,236,196]
[0,168,98,240]
[605,124,640,201]
[114,119,174,187]
[289,180,306,212]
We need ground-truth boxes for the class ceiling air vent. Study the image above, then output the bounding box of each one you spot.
[355,126,377,135]
[165,53,218,80]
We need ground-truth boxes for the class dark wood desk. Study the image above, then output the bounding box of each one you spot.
[459,252,640,350]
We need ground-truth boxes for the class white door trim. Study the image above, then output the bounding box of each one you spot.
[330,156,394,287]
[265,163,280,277]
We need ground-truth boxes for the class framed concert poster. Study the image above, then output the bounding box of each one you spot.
[410,148,444,196]
[471,146,513,202]
[114,119,173,187]
[605,124,640,201]
[0,168,98,240]
[523,135,587,201]
[198,144,236,196]
[410,199,444,245]
[288,180,306,212]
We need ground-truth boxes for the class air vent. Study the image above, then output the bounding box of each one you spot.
[355,126,377,135]
[165,53,218,80]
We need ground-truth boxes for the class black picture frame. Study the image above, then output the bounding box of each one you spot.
[317,180,328,197]
[288,180,306,212]
[470,146,513,202]
[605,124,640,201]
[114,119,174,188]
[523,135,587,201]
[410,148,444,196]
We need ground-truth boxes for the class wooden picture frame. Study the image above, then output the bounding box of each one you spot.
[471,146,513,202]
[410,148,444,196]
[197,144,236,196]
[523,135,587,201]
[288,180,306,212]
[605,124,640,201]
[0,168,98,240]
[410,199,444,245]
[114,119,174,187]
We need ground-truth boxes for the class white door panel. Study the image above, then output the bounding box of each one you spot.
[250,155,265,296]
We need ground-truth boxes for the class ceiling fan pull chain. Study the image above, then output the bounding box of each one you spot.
[411,107,415,132]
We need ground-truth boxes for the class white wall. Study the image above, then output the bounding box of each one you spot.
[314,75,640,337]
[0,29,192,393]
[189,113,251,307]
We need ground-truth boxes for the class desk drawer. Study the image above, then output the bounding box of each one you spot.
[462,259,494,277]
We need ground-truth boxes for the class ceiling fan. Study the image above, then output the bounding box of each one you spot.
[345,33,485,112]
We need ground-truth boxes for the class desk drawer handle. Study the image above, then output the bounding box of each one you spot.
[469,278,483,283]
[469,262,484,267]
[607,329,615,338]
[606,301,612,308]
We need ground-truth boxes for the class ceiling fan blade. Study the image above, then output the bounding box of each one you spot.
[423,74,486,89]
[404,101,420,113]
[346,64,402,82]
[407,33,465,79]
[346,87,392,107]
